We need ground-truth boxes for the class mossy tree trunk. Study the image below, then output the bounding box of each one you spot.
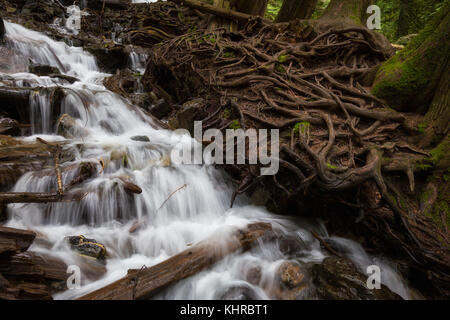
[372,3,449,119]
[320,0,373,25]
[397,0,415,38]
[275,0,319,22]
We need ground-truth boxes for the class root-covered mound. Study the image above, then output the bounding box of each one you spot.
[144,18,449,297]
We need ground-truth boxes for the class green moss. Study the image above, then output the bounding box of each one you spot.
[278,55,288,63]
[228,119,241,130]
[430,135,450,168]
[223,107,232,119]
[326,163,338,170]
[293,121,310,134]
[223,50,236,58]
[275,63,286,73]
[417,122,427,133]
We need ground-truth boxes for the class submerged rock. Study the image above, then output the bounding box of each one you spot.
[130,135,150,142]
[311,256,402,300]
[29,63,60,76]
[65,235,106,260]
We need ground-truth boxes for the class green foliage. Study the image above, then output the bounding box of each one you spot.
[265,0,283,20]
[229,119,241,130]
[311,0,331,19]
[375,0,445,42]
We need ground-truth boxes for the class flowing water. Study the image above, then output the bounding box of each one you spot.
[1,20,410,300]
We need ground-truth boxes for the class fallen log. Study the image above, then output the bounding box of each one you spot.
[170,0,270,23]
[78,222,272,300]
[0,251,68,282]
[0,191,87,204]
[0,226,36,256]
[0,251,68,299]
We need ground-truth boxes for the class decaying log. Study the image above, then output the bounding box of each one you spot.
[0,251,68,282]
[170,0,270,23]
[0,191,87,204]
[79,222,272,300]
[0,226,36,256]
[0,251,68,299]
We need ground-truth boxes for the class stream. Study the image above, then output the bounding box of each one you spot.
[1,19,410,300]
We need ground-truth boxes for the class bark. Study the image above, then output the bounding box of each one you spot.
[0,226,36,256]
[276,0,319,22]
[397,0,414,38]
[372,3,450,114]
[231,0,268,16]
[321,0,373,25]
[78,222,272,300]
[0,251,68,299]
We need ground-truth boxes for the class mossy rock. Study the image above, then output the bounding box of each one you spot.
[312,256,402,300]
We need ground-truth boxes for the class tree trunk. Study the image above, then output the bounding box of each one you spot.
[231,0,268,16]
[78,222,272,300]
[372,3,450,114]
[396,0,414,38]
[276,0,319,22]
[321,0,373,25]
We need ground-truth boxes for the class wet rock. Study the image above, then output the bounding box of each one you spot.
[29,63,60,76]
[0,204,7,223]
[149,98,172,119]
[277,261,305,289]
[278,236,305,258]
[86,43,128,73]
[246,266,262,285]
[50,74,79,84]
[65,235,107,260]
[218,285,260,300]
[130,135,150,142]
[172,98,207,135]
[0,18,5,41]
[250,188,271,207]
[57,114,89,139]
[311,256,402,300]
[0,117,20,136]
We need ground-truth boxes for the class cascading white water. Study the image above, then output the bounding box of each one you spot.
[1,20,411,300]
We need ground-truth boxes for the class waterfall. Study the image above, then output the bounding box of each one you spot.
[0,20,411,300]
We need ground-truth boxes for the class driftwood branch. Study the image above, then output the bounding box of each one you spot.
[78,222,272,300]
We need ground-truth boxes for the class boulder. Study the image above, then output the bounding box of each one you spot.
[86,43,128,74]
[218,285,260,300]
[148,98,172,119]
[311,256,402,300]
[130,135,150,142]
[170,98,207,135]
[65,235,107,260]
[29,64,60,76]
